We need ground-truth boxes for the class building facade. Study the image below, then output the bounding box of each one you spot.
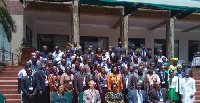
[4,0,200,64]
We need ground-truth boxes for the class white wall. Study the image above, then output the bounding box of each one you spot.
[11,15,24,56]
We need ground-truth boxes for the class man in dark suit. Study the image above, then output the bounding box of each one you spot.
[35,63,50,103]
[40,45,49,64]
[30,56,41,75]
[127,49,135,63]
[128,82,147,103]
[122,67,137,102]
[141,45,148,56]
[83,47,94,65]
[21,68,37,103]
[116,48,126,61]
[148,82,170,103]
[115,42,126,54]
[158,66,169,89]
[134,66,149,92]
[74,66,88,102]
[182,61,193,78]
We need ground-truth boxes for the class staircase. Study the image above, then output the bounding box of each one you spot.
[194,69,200,103]
[0,66,23,103]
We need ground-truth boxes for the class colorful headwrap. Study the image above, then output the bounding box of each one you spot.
[171,58,178,61]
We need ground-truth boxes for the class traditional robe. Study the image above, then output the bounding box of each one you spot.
[179,77,196,103]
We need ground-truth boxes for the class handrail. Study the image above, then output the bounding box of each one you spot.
[0,48,19,57]
[0,47,20,66]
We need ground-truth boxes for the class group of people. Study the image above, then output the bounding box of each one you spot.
[18,41,196,103]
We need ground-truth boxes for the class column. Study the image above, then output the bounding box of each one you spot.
[166,18,175,60]
[120,7,129,54]
[72,0,80,44]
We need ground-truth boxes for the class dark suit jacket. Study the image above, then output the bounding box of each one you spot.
[74,72,87,93]
[115,46,126,54]
[182,67,193,78]
[158,72,169,89]
[128,89,147,103]
[30,61,41,74]
[83,53,95,64]
[127,55,134,63]
[148,88,170,103]
[71,47,82,55]
[134,73,149,92]
[122,74,137,91]
[21,75,37,102]
[35,70,50,92]
[115,53,123,61]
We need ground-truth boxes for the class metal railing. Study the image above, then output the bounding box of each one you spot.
[191,52,200,70]
[0,47,20,66]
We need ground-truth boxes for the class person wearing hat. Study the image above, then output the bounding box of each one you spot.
[169,58,179,73]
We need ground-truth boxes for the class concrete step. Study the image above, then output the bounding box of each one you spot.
[196,95,200,99]
[195,91,200,95]
[6,99,21,103]
[6,66,23,68]
[4,68,22,71]
[4,94,21,99]
[0,85,18,89]
[2,71,19,75]
[0,89,18,94]
[0,73,18,77]
[0,80,18,85]
[0,77,18,80]
[195,100,200,103]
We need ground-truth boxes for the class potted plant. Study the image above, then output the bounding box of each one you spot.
[16,38,35,65]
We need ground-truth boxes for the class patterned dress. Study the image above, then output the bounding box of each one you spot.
[97,74,107,89]
[48,74,60,94]
[105,92,124,103]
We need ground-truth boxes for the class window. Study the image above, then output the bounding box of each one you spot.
[188,40,200,62]
[0,24,11,61]
[154,39,179,58]
[37,34,69,52]
[118,38,145,51]
[80,36,108,54]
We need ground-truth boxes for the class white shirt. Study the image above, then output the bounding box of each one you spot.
[18,68,27,78]
[168,76,179,92]
[52,50,64,61]
[180,77,196,103]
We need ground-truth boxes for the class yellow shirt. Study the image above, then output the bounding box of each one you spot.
[107,73,123,92]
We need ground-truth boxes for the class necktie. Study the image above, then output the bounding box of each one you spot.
[157,90,163,102]
[30,76,33,86]
[162,72,165,79]
[138,90,143,103]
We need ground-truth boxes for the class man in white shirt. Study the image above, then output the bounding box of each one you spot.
[52,46,64,66]
[179,70,196,103]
